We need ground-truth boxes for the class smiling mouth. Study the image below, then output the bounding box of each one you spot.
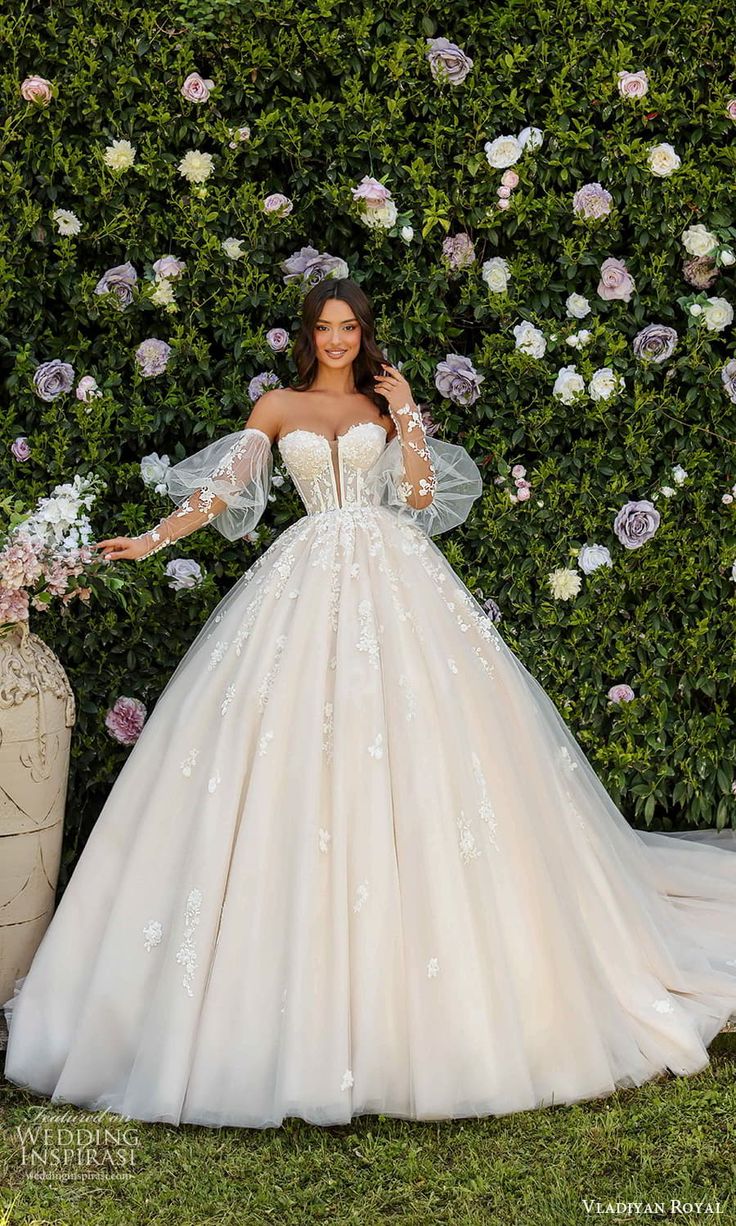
[326,350,347,356]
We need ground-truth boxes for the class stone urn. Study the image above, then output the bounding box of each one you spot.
[0,619,75,1048]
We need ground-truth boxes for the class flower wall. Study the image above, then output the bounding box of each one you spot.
[3,0,736,879]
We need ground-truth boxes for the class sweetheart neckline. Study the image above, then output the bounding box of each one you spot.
[277,421,390,449]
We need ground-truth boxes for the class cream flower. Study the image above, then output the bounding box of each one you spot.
[484,135,523,168]
[52,208,81,236]
[222,237,245,260]
[103,138,136,171]
[548,568,582,601]
[482,256,511,292]
[647,142,681,177]
[702,296,733,332]
[552,365,586,404]
[566,292,591,319]
[588,367,625,401]
[360,199,397,229]
[177,149,215,183]
[681,224,718,258]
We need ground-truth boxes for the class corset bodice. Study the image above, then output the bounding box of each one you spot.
[277,421,390,515]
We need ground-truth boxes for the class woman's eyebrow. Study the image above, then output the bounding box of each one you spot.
[316,316,359,324]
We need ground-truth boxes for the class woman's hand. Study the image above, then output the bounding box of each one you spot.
[373,362,416,430]
[93,536,150,562]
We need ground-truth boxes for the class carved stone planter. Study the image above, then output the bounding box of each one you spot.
[0,619,75,1049]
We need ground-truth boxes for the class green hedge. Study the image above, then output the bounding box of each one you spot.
[2,0,735,883]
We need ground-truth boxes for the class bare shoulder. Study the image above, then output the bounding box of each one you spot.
[243,388,293,444]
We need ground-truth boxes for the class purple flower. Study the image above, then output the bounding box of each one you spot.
[33,359,75,401]
[597,257,635,302]
[572,182,614,220]
[442,232,476,270]
[481,596,502,622]
[613,499,661,549]
[608,683,635,703]
[351,176,392,207]
[263,192,293,216]
[105,696,147,745]
[248,371,282,402]
[94,260,138,309]
[11,436,31,461]
[135,337,172,378]
[165,558,203,590]
[280,245,348,286]
[434,353,485,406]
[632,323,678,363]
[266,327,290,352]
[425,37,474,85]
[721,359,736,404]
[152,255,186,281]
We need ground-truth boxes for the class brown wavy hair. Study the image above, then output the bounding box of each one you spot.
[290,278,391,418]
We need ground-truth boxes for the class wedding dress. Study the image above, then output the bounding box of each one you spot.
[3,414,736,1130]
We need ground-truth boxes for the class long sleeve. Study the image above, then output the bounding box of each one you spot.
[134,426,274,558]
[364,407,484,537]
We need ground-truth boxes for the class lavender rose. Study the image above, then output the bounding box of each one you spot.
[33,359,75,400]
[721,359,736,404]
[165,558,203,590]
[442,232,476,270]
[266,327,290,352]
[425,37,474,85]
[94,261,138,309]
[263,193,293,216]
[613,499,661,549]
[281,245,348,286]
[11,437,31,462]
[434,354,485,406]
[153,255,186,281]
[632,323,678,363]
[578,543,612,573]
[598,257,635,302]
[105,696,147,746]
[727,100,736,122]
[351,176,392,208]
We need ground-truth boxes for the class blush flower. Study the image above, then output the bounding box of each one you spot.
[598,257,635,302]
[20,75,53,104]
[105,696,147,746]
[180,71,214,103]
[608,683,635,703]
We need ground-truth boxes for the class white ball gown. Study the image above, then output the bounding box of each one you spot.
[3,414,736,1130]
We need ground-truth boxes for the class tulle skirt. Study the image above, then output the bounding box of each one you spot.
[4,505,736,1128]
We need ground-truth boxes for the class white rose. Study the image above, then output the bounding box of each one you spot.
[552,365,586,404]
[513,320,546,358]
[648,142,681,177]
[222,237,245,260]
[577,544,612,574]
[681,223,718,257]
[588,366,625,401]
[566,292,590,319]
[702,296,733,332]
[517,126,544,152]
[659,485,676,498]
[689,303,703,316]
[671,464,688,484]
[576,329,591,344]
[400,225,414,242]
[720,248,735,267]
[140,452,171,488]
[482,256,510,292]
[484,135,523,168]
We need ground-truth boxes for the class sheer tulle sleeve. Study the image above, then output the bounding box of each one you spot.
[364,433,484,537]
[134,426,274,557]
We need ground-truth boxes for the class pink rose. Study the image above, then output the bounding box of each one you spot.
[726,100,736,122]
[608,683,635,703]
[516,486,531,501]
[263,193,293,216]
[20,76,52,104]
[501,170,519,188]
[497,198,510,210]
[598,257,636,303]
[511,463,526,478]
[76,375,101,401]
[266,327,290,351]
[497,185,511,199]
[722,493,734,505]
[105,696,147,746]
[181,71,214,103]
[617,70,649,99]
[351,176,392,208]
[11,436,31,461]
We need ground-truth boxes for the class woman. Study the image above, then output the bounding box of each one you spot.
[4,278,736,1129]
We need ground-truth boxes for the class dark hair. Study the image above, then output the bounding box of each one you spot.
[290,278,390,417]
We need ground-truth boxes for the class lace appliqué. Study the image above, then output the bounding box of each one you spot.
[257,634,287,711]
[391,402,438,503]
[652,998,675,1014]
[353,880,369,912]
[180,748,199,777]
[143,920,162,951]
[427,957,440,978]
[258,730,274,756]
[471,750,499,851]
[220,683,236,717]
[367,732,384,760]
[357,599,381,669]
[318,828,332,853]
[322,701,334,762]
[341,1069,354,1091]
[457,810,482,863]
[176,888,203,996]
[398,674,417,722]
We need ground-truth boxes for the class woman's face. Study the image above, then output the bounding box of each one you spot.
[313,297,362,369]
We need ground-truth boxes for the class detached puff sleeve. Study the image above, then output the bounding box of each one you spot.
[135,426,274,557]
[364,434,483,537]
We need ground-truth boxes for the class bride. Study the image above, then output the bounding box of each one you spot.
[3,278,736,1129]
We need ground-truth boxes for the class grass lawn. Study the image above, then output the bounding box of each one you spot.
[1,1034,735,1226]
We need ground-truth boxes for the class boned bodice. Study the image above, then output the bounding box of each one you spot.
[277,421,389,515]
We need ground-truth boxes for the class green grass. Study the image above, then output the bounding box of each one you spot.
[2,1036,735,1226]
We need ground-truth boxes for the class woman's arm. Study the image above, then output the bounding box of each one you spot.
[373,364,436,510]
